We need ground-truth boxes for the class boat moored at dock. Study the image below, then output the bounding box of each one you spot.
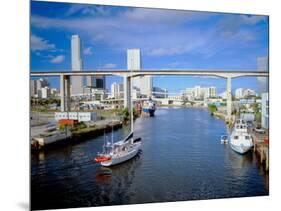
[230,119,253,154]
[142,98,156,117]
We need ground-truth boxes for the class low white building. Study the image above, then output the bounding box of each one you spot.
[55,112,97,122]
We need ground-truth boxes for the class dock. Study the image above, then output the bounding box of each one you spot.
[31,120,123,151]
[251,130,269,171]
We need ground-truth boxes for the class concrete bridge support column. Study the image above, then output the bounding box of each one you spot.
[123,76,131,111]
[60,75,71,112]
[226,76,232,119]
[65,76,71,111]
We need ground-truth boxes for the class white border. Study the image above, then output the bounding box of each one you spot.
[1,0,280,211]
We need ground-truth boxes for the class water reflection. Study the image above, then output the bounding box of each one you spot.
[31,108,268,210]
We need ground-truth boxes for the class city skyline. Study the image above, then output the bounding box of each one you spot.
[30,1,269,93]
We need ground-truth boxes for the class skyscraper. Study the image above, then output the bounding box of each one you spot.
[71,35,84,95]
[257,56,269,94]
[127,49,152,97]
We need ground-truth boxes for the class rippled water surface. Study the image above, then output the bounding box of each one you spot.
[31,108,269,210]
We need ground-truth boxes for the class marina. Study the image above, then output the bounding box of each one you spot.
[31,107,269,210]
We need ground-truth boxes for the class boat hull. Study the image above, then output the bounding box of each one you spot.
[142,108,155,116]
[101,143,141,167]
[230,142,252,154]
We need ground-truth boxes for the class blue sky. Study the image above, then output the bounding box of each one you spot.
[30,1,269,94]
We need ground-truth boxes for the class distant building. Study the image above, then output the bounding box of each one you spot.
[127,49,152,97]
[50,88,59,97]
[36,78,48,90]
[152,87,168,98]
[86,76,106,90]
[188,86,216,100]
[235,88,255,99]
[132,86,141,99]
[257,57,269,94]
[261,93,269,129]
[204,86,217,98]
[185,88,195,101]
[243,88,256,98]
[30,78,49,97]
[30,80,37,97]
[111,82,124,99]
[40,87,51,99]
[71,35,84,96]
[235,88,244,99]
[194,86,202,99]
[219,91,227,100]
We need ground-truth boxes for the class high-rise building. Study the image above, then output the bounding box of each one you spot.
[111,82,124,99]
[152,87,168,98]
[40,87,51,99]
[36,78,48,90]
[204,86,217,98]
[30,80,37,97]
[235,88,244,99]
[194,86,203,99]
[30,78,49,97]
[127,49,152,97]
[257,56,269,94]
[86,76,106,90]
[261,92,269,129]
[71,35,84,95]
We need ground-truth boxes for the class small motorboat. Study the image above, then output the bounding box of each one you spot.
[220,135,228,144]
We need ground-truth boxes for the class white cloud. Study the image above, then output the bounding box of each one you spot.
[102,63,116,68]
[30,34,56,51]
[65,5,112,17]
[31,8,267,61]
[147,47,189,56]
[83,46,93,55]
[50,55,65,64]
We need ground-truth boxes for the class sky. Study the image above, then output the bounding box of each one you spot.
[30,1,269,94]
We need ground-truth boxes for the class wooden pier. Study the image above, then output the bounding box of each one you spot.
[251,130,269,171]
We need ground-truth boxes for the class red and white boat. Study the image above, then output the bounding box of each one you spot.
[95,131,141,167]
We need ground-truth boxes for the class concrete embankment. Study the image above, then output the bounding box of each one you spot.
[31,120,123,151]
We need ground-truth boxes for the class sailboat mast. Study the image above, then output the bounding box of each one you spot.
[130,76,134,132]
[111,124,113,145]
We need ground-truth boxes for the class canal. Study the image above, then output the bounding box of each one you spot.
[31,108,269,210]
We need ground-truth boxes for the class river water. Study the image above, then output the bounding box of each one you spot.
[31,108,269,210]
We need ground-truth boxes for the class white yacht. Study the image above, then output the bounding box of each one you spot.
[230,119,253,154]
[94,131,141,167]
[94,78,142,166]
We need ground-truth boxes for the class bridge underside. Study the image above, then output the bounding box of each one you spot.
[30,70,269,119]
